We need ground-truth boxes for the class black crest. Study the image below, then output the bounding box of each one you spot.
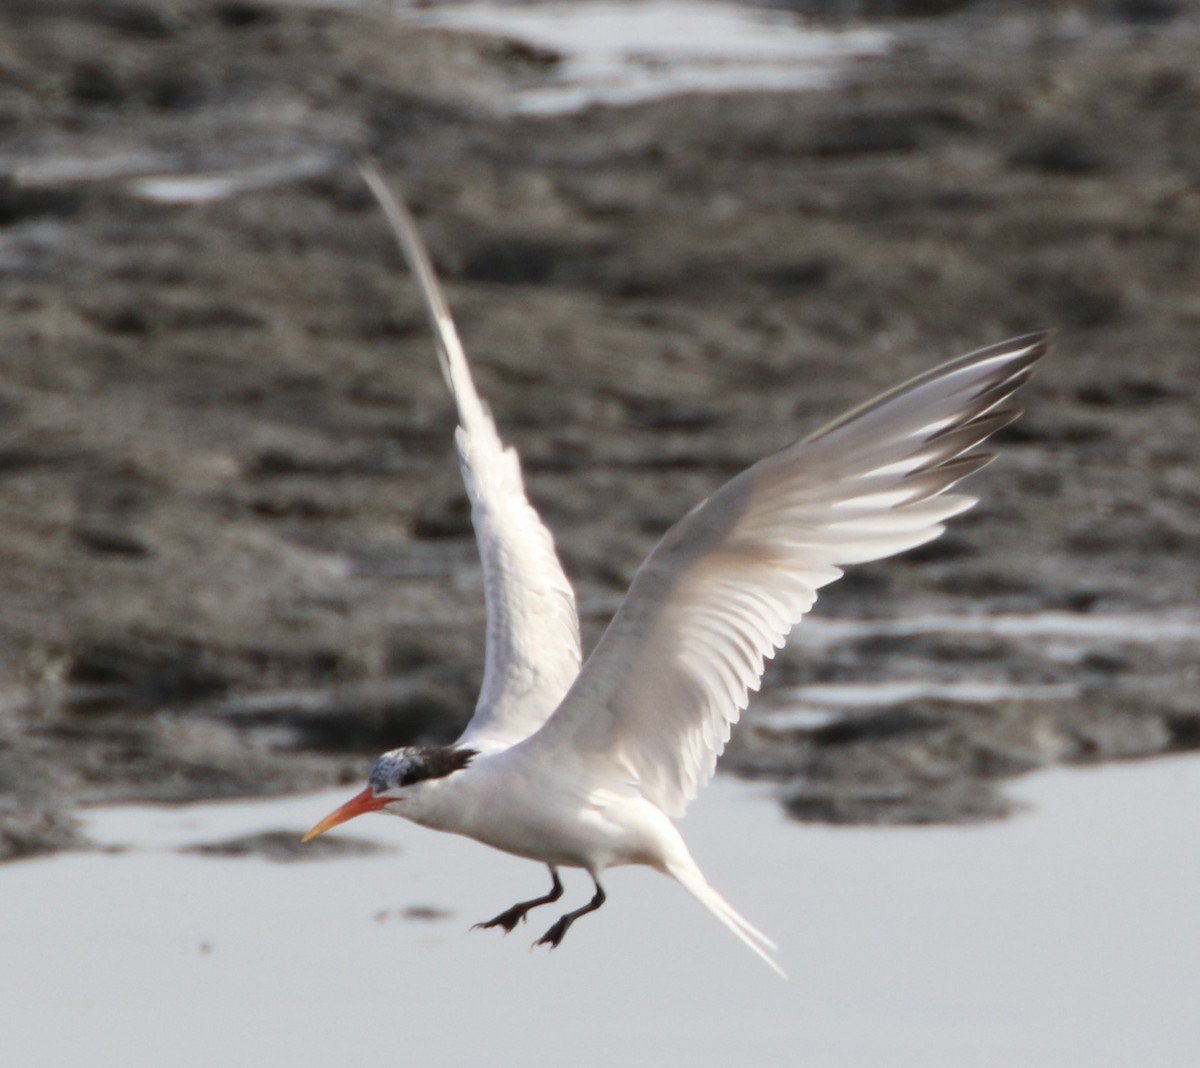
[370,745,477,793]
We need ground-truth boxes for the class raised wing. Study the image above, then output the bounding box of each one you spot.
[361,162,582,750]
[522,334,1047,816]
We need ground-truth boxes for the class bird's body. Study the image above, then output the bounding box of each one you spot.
[304,163,1047,978]
[402,745,687,874]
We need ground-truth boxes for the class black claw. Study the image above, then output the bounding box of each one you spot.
[471,906,527,934]
[533,918,570,949]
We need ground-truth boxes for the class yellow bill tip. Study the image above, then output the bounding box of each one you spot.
[302,786,389,843]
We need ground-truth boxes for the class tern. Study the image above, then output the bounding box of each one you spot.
[304,163,1047,977]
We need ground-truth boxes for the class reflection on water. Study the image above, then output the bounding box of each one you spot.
[127,155,333,204]
[3,758,1199,1067]
[798,611,1200,644]
[412,1,891,114]
[754,679,1079,730]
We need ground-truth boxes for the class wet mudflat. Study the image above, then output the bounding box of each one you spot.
[1,0,1198,857]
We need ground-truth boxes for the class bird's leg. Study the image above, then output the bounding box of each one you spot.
[533,876,606,949]
[472,867,564,934]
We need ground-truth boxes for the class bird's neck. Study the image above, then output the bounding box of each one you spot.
[397,762,483,834]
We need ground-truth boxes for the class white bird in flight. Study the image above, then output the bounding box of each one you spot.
[304,163,1047,977]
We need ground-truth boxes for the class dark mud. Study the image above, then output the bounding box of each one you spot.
[183,828,390,862]
[2,0,1199,859]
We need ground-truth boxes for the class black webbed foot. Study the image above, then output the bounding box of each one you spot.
[472,905,529,934]
[531,878,606,951]
[533,916,572,949]
[471,866,563,936]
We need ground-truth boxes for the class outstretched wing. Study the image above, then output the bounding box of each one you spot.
[361,163,582,750]
[521,334,1047,816]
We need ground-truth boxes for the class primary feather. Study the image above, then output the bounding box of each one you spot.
[523,335,1047,817]
[359,162,583,752]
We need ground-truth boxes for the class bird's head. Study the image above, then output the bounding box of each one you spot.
[302,744,478,842]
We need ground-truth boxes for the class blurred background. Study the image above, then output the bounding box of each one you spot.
[1,2,1199,1061]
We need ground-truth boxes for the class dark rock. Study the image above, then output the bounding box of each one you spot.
[784,778,1012,826]
[1076,377,1176,407]
[70,61,128,106]
[1110,0,1183,24]
[1166,715,1200,751]
[82,1,178,39]
[810,708,945,747]
[64,640,229,712]
[458,237,562,286]
[283,690,465,753]
[74,526,154,558]
[413,496,474,539]
[0,179,84,226]
[213,2,278,30]
[1009,128,1110,176]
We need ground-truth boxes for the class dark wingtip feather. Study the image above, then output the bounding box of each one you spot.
[804,332,1049,447]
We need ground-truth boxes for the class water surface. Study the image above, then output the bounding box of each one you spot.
[414,0,891,114]
[4,758,1198,1066]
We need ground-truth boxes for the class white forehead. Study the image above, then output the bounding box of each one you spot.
[369,749,417,793]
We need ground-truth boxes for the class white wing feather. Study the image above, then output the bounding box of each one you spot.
[361,163,582,750]
[522,334,1047,816]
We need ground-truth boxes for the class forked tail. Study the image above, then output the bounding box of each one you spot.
[669,862,786,979]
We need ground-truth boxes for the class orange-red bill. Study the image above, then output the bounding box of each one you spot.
[302,786,390,843]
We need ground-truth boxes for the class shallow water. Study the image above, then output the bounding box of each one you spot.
[12,1,890,204]
[754,679,1080,729]
[127,155,333,204]
[800,611,1200,645]
[4,757,1199,1067]
[414,0,891,114]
